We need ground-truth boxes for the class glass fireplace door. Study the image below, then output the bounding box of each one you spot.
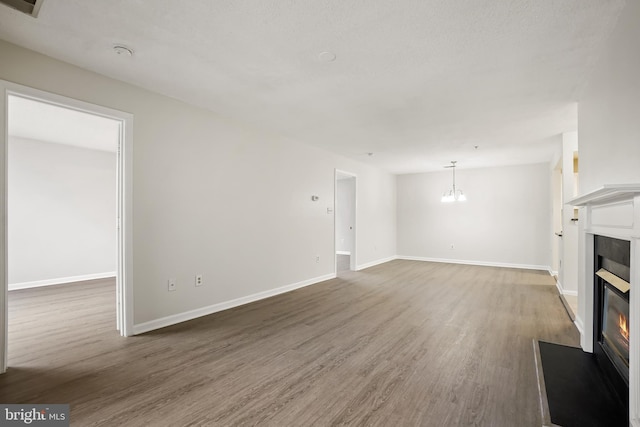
[602,286,630,382]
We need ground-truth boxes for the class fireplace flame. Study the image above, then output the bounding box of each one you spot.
[619,313,630,342]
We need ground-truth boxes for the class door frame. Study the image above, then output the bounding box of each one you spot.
[0,80,134,373]
[552,158,563,277]
[334,169,357,273]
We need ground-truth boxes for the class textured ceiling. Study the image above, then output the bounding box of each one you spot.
[0,0,625,173]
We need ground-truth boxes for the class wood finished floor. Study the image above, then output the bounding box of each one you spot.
[0,260,579,426]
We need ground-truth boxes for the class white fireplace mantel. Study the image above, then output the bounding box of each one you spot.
[569,184,640,426]
[570,184,640,207]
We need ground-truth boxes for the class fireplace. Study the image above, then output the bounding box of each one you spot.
[601,286,629,380]
[594,235,630,402]
[570,185,640,426]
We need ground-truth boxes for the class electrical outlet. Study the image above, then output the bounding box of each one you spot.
[195,274,203,287]
[450,244,455,249]
[316,255,320,263]
[168,278,176,292]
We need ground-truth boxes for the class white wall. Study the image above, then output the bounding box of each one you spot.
[548,137,563,276]
[0,40,396,328]
[8,137,116,288]
[550,159,562,275]
[576,0,640,337]
[397,163,551,269]
[336,178,355,254]
[558,131,579,295]
[578,0,640,194]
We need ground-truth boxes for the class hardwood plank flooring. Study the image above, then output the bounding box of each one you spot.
[0,260,579,426]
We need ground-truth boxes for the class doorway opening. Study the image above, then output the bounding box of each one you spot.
[335,170,356,274]
[552,157,562,279]
[0,81,134,373]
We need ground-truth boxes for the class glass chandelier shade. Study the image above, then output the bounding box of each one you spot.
[441,189,466,203]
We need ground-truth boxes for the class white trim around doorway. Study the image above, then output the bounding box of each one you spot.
[0,81,134,373]
[334,169,357,274]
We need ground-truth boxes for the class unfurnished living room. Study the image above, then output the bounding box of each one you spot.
[0,1,639,426]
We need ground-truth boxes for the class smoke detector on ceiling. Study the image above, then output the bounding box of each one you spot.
[113,45,134,57]
[0,0,43,17]
[318,51,337,63]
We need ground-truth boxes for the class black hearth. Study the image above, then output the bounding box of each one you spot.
[594,235,631,405]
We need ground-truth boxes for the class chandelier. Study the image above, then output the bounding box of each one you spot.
[441,161,466,202]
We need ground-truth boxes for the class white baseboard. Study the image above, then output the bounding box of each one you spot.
[574,315,584,336]
[133,272,337,335]
[554,279,578,297]
[549,269,558,277]
[9,271,116,290]
[396,256,550,272]
[356,255,397,271]
[336,251,351,255]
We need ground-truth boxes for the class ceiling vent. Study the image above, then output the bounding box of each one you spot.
[0,0,43,17]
